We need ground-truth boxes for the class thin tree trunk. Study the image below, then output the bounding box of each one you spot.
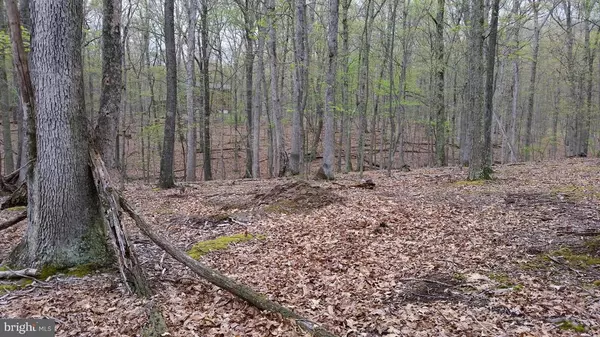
[291,0,308,175]
[159,0,177,188]
[200,0,212,180]
[0,1,14,175]
[185,0,197,181]
[523,0,539,161]
[266,0,286,177]
[434,0,446,166]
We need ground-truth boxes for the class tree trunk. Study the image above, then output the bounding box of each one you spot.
[8,0,112,269]
[341,0,351,173]
[482,0,499,171]
[200,0,212,180]
[523,0,539,161]
[253,23,265,179]
[159,0,177,188]
[266,0,286,177]
[291,0,308,175]
[467,0,485,180]
[386,0,399,175]
[433,0,446,166]
[185,0,197,181]
[0,1,15,175]
[356,0,374,176]
[321,0,339,179]
[95,0,122,170]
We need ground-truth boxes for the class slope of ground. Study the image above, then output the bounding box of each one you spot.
[1,158,599,336]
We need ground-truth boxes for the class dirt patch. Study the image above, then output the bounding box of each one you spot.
[218,180,344,214]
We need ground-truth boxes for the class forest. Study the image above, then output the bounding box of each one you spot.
[0,0,599,335]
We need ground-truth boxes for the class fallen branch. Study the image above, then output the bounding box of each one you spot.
[0,183,27,210]
[0,268,37,279]
[0,211,26,231]
[119,196,338,337]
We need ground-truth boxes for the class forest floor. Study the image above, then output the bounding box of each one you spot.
[1,158,599,336]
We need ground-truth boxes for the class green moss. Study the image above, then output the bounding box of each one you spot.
[152,187,161,192]
[5,206,26,211]
[453,273,467,281]
[593,280,600,287]
[558,320,586,332]
[489,272,522,290]
[0,265,9,271]
[453,180,485,187]
[263,199,300,214]
[65,263,98,277]
[0,279,33,294]
[550,247,600,268]
[38,263,99,279]
[38,265,60,279]
[188,233,264,260]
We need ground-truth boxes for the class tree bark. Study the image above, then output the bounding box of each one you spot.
[0,0,15,175]
[185,0,197,181]
[266,0,286,177]
[200,0,212,180]
[482,0,499,171]
[291,0,308,175]
[321,0,339,179]
[467,0,485,180]
[159,0,177,188]
[8,0,112,268]
[95,0,122,170]
[433,0,446,166]
[523,0,539,161]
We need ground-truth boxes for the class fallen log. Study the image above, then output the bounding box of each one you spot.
[89,146,166,337]
[0,268,37,279]
[0,211,26,231]
[119,196,338,337]
[0,183,27,210]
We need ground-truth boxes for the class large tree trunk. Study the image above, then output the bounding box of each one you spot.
[0,1,15,175]
[8,0,112,268]
[321,0,339,179]
[291,0,307,175]
[95,0,122,170]
[482,0,499,171]
[185,0,197,181]
[467,0,485,180]
[159,0,177,188]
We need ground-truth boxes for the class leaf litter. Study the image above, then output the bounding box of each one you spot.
[0,158,599,336]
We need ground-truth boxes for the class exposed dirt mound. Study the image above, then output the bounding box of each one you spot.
[253,180,343,214]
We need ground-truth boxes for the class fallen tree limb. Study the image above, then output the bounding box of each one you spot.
[0,268,37,279]
[0,211,26,231]
[119,196,338,337]
[89,147,152,297]
[0,183,27,210]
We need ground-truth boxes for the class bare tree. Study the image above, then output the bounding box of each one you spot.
[291,0,308,175]
[159,0,177,188]
[320,0,339,179]
[467,0,485,180]
[433,0,446,166]
[95,0,122,171]
[185,0,197,181]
